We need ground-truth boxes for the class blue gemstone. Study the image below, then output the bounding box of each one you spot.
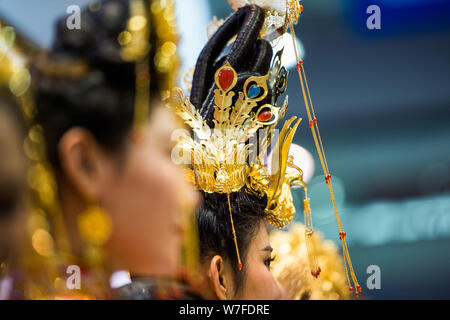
[248,85,260,99]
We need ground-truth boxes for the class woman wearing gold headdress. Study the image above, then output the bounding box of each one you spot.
[166,3,316,299]
[23,0,198,299]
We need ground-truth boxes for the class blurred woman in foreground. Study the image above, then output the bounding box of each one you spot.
[27,0,198,299]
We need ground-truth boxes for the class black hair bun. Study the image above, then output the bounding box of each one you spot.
[190,5,274,126]
[53,0,129,64]
[32,0,157,168]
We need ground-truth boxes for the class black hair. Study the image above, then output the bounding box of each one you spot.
[196,189,267,295]
[32,0,162,168]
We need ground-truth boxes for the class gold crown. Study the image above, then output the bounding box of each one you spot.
[167,62,307,229]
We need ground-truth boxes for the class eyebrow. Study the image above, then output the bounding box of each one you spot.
[261,246,273,252]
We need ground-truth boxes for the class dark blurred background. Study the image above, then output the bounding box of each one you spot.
[1,0,449,299]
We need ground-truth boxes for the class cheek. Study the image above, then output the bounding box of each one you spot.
[242,264,280,300]
[101,146,183,273]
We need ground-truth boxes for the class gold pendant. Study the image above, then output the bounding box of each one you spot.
[77,205,112,246]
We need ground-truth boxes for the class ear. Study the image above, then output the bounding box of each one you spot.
[208,255,229,300]
[58,127,109,203]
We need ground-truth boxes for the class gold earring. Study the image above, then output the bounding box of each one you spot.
[77,204,112,247]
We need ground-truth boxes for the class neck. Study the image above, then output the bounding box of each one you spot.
[58,180,86,262]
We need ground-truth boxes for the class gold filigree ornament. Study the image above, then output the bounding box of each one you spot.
[166,62,320,275]
[228,0,304,37]
[270,223,350,300]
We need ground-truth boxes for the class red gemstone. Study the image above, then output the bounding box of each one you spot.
[218,67,234,91]
[355,292,360,297]
[238,263,242,271]
[357,285,362,292]
[300,5,304,13]
[349,287,354,292]
[258,110,272,122]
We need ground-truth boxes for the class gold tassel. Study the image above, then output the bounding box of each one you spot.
[303,198,321,278]
[289,22,361,296]
[227,193,242,270]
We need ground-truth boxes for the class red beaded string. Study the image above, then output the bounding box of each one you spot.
[296,60,303,72]
[289,16,361,297]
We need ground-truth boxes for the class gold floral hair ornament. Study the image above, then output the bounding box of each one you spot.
[228,0,304,37]
[167,60,321,274]
[270,223,350,300]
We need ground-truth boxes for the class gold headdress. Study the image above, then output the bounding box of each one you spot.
[171,1,362,295]
[224,0,362,296]
[228,0,303,36]
[166,2,320,274]
[168,63,308,271]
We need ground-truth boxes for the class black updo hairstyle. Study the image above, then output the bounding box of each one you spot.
[192,5,275,294]
[32,0,162,169]
[190,4,276,126]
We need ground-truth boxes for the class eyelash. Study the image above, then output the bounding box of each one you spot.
[265,256,276,269]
